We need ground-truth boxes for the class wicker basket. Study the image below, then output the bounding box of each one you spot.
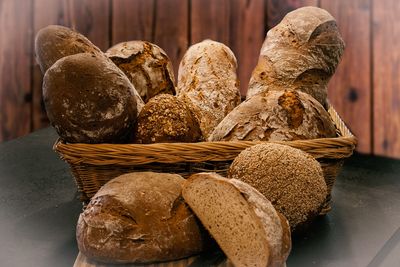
[54,104,357,214]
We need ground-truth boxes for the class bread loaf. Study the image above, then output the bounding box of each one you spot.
[35,25,102,73]
[106,41,176,103]
[43,53,138,143]
[208,90,336,142]
[177,40,241,138]
[76,172,208,264]
[182,173,291,267]
[133,94,203,143]
[247,6,345,107]
[229,143,327,231]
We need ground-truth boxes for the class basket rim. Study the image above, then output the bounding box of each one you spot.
[54,104,357,165]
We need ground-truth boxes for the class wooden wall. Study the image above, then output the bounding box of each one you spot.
[0,0,399,158]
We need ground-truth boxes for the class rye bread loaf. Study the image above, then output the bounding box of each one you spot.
[43,53,138,143]
[208,90,336,142]
[229,143,328,231]
[182,173,291,267]
[247,6,345,107]
[106,41,176,103]
[76,172,208,264]
[35,25,102,73]
[177,40,241,138]
[133,94,203,143]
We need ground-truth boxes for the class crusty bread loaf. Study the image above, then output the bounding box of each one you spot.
[35,25,102,73]
[182,173,291,267]
[106,41,176,103]
[43,53,138,143]
[229,143,328,231]
[177,40,241,138]
[208,90,336,142]
[133,94,203,143]
[247,6,345,107]
[76,172,208,264]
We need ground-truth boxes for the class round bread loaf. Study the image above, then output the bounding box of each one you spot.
[43,53,138,143]
[177,40,241,138]
[35,25,102,73]
[208,90,336,142]
[229,143,328,230]
[247,6,345,107]
[76,172,208,263]
[106,41,176,103]
[133,94,203,144]
[182,173,291,267]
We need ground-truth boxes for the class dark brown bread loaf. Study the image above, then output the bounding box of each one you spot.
[209,90,336,142]
[106,41,176,103]
[35,25,102,73]
[43,53,138,143]
[76,172,208,264]
[182,173,291,267]
[247,7,345,107]
[229,143,327,231]
[133,94,203,143]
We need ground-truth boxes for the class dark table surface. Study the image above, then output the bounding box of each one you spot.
[1,128,400,267]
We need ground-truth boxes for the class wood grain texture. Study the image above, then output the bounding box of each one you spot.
[191,0,230,45]
[321,0,371,154]
[266,0,319,29]
[230,0,265,96]
[373,0,400,157]
[0,0,33,141]
[154,0,188,78]
[111,0,155,46]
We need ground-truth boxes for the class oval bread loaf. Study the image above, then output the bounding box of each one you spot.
[209,90,336,142]
[106,41,176,103]
[177,40,241,138]
[76,172,208,264]
[43,53,138,143]
[247,6,345,107]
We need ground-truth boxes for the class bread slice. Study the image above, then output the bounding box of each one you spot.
[182,173,291,267]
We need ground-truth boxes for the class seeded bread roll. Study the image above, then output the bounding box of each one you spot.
[182,173,291,267]
[229,143,327,231]
[106,41,176,103]
[247,7,345,107]
[35,25,102,73]
[133,94,203,143]
[208,90,336,142]
[177,40,241,138]
[43,53,138,143]
[76,172,208,264]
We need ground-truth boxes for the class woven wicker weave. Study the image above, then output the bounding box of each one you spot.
[54,104,357,214]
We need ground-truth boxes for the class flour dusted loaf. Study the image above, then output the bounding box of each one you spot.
[182,173,291,267]
[177,40,241,138]
[247,6,345,107]
[209,90,336,142]
[35,25,102,73]
[133,94,203,143]
[106,41,176,103]
[43,53,138,143]
[76,172,208,264]
[229,143,328,231]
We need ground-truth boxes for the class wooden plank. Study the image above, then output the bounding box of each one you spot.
[111,0,155,46]
[266,0,319,29]
[230,0,265,96]
[191,0,230,45]
[0,0,33,142]
[321,0,371,154]
[373,0,400,157]
[154,0,189,78]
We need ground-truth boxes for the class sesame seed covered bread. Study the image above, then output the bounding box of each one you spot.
[182,173,291,267]
[229,143,328,230]
[106,41,176,103]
